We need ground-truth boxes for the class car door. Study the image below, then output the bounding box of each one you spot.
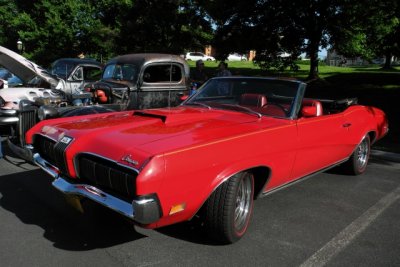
[291,113,351,179]
[67,66,84,94]
[193,53,204,61]
[138,63,186,109]
[68,66,102,95]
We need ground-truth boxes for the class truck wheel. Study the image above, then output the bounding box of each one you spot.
[203,171,254,244]
[343,135,371,175]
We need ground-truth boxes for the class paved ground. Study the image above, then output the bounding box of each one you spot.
[0,146,399,267]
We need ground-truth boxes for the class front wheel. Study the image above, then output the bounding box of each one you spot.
[343,135,371,175]
[203,171,254,244]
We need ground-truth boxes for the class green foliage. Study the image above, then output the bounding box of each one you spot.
[0,0,19,50]
[333,0,400,67]
[116,0,213,54]
[0,0,212,64]
[198,0,355,79]
[0,0,398,72]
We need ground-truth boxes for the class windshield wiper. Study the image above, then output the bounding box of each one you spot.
[184,101,212,110]
[219,104,262,118]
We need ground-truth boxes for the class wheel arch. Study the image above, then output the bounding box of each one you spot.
[193,165,271,220]
[367,130,377,144]
[248,166,271,199]
[214,165,271,200]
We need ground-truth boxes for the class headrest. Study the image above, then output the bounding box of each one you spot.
[239,93,267,107]
[302,99,323,117]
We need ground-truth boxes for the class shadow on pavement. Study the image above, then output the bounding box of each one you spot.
[155,218,226,246]
[0,169,146,251]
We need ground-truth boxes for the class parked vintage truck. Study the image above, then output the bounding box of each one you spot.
[0,46,190,160]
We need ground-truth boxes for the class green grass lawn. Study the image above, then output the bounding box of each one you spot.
[189,60,400,153]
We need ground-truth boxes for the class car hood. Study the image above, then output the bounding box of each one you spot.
[34,106,288,165]
[0,87,62,108]
[0,46,59,87]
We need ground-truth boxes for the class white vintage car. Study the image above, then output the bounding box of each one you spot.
[0,45,102,160]
[0,46,102,109]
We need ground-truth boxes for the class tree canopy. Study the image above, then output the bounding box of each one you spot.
[0,0,398,76]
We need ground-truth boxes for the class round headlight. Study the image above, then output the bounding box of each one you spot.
[38,106,59,121]
[37,106,45,121]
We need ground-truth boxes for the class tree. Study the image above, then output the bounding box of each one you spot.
[198,0,377,80]
[0,0,20,52]
[256,0,349,79]
[333,0,399,69]
[0,0,121,65]
[116,0,213,54]
[17,0,115,65]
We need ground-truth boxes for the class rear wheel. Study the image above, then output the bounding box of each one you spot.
[203,171,254,244]
[343,135,371,175]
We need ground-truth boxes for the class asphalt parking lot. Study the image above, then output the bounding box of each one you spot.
[0,145,399,267]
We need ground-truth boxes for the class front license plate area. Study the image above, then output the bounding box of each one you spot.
[64,195,84,213]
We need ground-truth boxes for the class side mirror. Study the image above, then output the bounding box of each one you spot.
[301,106,318,118]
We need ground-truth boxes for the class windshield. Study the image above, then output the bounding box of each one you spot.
[7,75,23,86]
[0,68,12,79]
[51,61,76,79]
[184,77,302,118]
[102,63,138,82]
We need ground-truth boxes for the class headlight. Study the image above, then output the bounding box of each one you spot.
[38,106,59,121]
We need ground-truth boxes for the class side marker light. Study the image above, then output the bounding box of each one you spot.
[169,203,186,215]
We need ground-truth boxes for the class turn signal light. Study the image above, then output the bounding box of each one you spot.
[169,203,186,215]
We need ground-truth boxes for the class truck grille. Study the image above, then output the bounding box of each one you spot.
[76,154,137,200]
[33,134,69,174]
[19,110,37,146]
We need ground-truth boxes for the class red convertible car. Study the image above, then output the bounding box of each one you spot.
[26,77,388,243]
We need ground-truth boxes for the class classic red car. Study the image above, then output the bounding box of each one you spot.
[26,77,388,243]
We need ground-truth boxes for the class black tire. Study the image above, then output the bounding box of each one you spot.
[203,171,254,244]
[342,135,371,175]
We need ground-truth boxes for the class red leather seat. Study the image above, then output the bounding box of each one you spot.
[239,93,267,107]
[302,99,323,117]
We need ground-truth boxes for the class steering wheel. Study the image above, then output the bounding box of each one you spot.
[262,103,288,115]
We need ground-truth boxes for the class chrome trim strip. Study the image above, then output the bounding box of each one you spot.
[6,139,34,162]
[52,178,135,219]
[0,108,18,115]
[0,117,19,124]
[33,153,60,178]
[25,144,34,150]
[260,158,349,198]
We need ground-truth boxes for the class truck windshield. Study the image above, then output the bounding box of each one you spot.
[102,64,138,82]
[51,62,75,80]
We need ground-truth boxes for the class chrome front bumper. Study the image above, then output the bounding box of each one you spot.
[33,153,162,224]
[7,141,34,162]
[0,109,18,125]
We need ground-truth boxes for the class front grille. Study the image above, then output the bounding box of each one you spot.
[33,134,69,173]
[76,154,137,200]
[19,110,37,146]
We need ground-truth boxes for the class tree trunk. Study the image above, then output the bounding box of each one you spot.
[307,44,320,80]
[383,51,392,69]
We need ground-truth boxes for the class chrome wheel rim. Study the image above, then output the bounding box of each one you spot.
[356,138,369,170]
[234,174,252,232]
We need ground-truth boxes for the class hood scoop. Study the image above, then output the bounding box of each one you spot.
[133,108,221,125]
[133,111,167,122]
